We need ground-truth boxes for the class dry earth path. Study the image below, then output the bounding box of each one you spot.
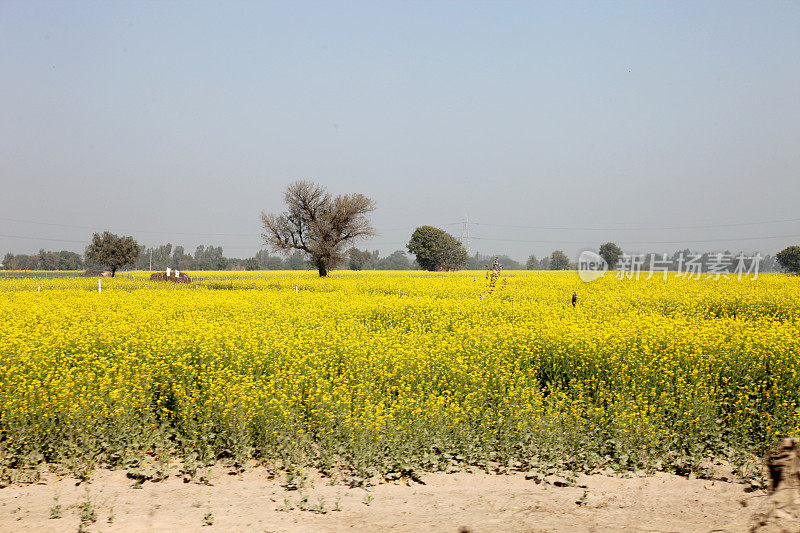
[0,467,764,532]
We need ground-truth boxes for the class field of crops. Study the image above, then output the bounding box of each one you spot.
[1,270,798,479]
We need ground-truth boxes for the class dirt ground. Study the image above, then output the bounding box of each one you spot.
[0,467,767,532]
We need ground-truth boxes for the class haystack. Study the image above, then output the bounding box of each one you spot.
[149,271,192,283]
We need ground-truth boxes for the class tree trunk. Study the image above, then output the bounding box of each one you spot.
[317,264,328,277]
[111,267,116,277]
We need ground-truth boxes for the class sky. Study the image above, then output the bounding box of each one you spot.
[1,1,799,261]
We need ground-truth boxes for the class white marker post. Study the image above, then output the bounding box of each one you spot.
[98,279,102,293]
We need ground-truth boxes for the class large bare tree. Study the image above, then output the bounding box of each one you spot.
[261,181,376,276]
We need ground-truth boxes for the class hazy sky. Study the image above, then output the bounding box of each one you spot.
[1,1,798,261]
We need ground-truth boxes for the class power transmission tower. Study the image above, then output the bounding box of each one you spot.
[460,215,471,255]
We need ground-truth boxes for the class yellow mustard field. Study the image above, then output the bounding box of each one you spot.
[1,270,799,475]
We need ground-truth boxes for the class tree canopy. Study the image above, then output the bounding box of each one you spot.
[85,231,141,277]
[549,250,571,270]
[261,181,376,276]
[599,242,623,270]
[347,247,375,271]
[776,246,800,274]
[406,226,468,271]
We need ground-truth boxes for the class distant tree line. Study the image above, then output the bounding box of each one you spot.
[2,244,412,272]
[132,245,421,271]
[133,244,232,271]
[467,253,522,270]
[133,245,418,271]
[2,250,87,271]
[1,244,785,273]
[346,249,416,270]
[525,248,781,273]
[0,182,795,275]
[127,244,307,271]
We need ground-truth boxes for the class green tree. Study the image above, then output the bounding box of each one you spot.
[286,250,309,270]
[194,245,227,270]
[526,254,539,270]
[549,250,570,270]
[599,242,623,270]
[144,244,173,271]
[36,249,60,270]
[495,255,521,270]
[243,257,260,271]
[85,231,141,277]
[2,253,19,269]
[171,246,195,270]
[406,226,468,271]
[347,247,373,270]
[776,246,800,274]
[377,250,411,270]
[57,251,84,270]
[261,181,376,277]
[253,250,286,269]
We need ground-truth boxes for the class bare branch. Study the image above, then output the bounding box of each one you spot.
[261,181,376,276]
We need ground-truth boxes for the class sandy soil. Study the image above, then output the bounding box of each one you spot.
[0,467,766,532]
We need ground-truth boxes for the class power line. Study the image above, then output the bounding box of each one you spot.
[472,233,800,245]
[0,217,95,231]
[0,233,87,244]
[0,231,406,251]
[0,216,460,237]
[465,216,800,232]
[0,233,262,250]
[3,214,800,250]
[0,216,256,237]
[4,213,800,235]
